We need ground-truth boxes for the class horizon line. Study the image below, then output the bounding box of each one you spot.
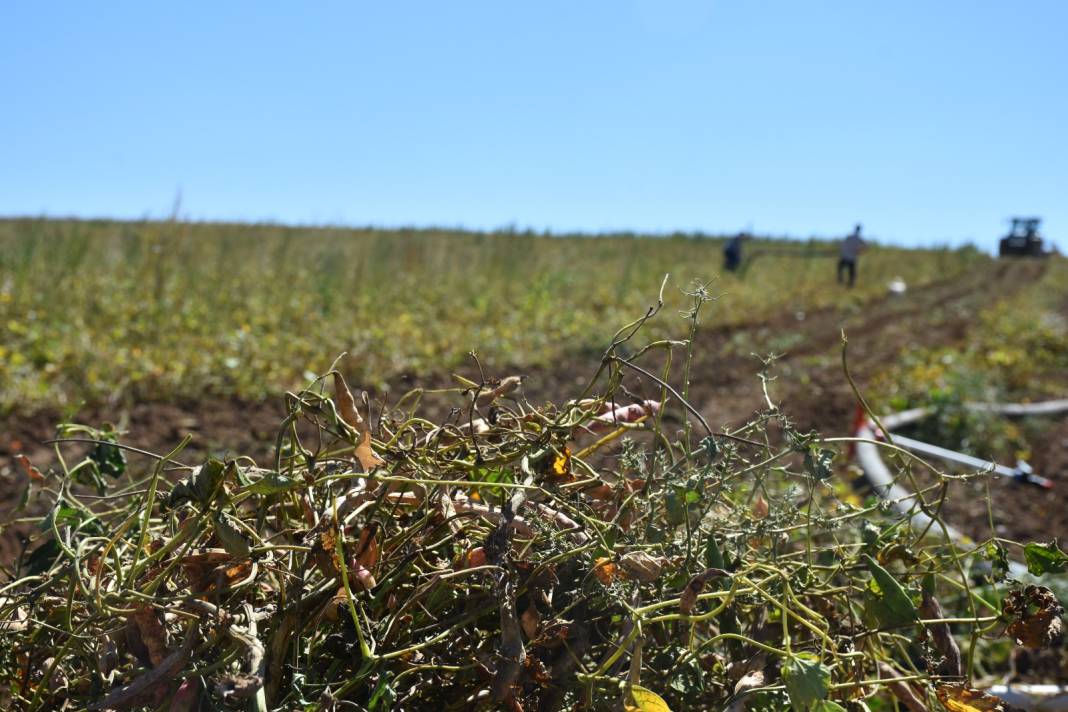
[0,212,980,251]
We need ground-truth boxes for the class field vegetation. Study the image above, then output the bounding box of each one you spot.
[0,218,982,415]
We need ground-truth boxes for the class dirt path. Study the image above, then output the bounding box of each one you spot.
[695,260,1048,433]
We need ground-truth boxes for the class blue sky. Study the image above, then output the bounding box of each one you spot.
[2,1,1065,251]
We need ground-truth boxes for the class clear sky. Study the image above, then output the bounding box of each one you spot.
[3,1,1065,251]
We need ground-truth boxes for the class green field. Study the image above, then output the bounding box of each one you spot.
[0,218,983,414]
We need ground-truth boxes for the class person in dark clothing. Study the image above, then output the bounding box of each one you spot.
[837,224,867,287]
[723,232,748,272]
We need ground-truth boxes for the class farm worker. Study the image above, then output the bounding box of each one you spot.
[723,232,748,272]
[837,224,867,287]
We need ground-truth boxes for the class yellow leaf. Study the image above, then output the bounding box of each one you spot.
[625,684,673,712]
[936,684,1022,712]
[551,447,572,478]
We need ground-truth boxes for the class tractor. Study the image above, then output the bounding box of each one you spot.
[998,217,1047,257]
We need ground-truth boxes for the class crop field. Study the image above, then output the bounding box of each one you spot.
[1,218,1067,711]
[0,218,982,414]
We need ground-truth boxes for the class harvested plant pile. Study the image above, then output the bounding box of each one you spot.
[1,296,1064,711]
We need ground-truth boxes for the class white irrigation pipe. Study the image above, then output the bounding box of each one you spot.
[987,685,1068,712]
[853,399,1068,711]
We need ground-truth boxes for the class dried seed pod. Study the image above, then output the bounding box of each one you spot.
[921,590,962,677]
[680,568,728,615]
[334,371,384,471]
[618,551,663,583]
[332,371,363,430]
[476,375,523,406]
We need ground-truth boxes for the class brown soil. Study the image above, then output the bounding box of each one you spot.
[3,259,1065,572]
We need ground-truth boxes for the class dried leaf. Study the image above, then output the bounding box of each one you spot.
[88,631,196,711]
[530,620,570,648]
[332,371,363,429]
[1003,585,1065,648]
[583,483,614,501]
[334,371,384,471]
[492,579,525,702]
[219,559,253,585]
[466,547,488,568]
[309,524,341,578]
[15,454,45,482]
[350,563,377,591]
[936,684,1027,711]
[520,605,541,639]
[131,605,169,667]
[356,425,385,472]
[752,494,769,520]
[589,401,661,432]
[168,678,201,712]
[1007,609,1064,648]
[354,523,380,569]
[592,557,617,585]
[523,655,551,687]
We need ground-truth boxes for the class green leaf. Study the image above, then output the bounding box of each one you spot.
[811,702,847,712]
[168,458,230,508]
[700,435,717,460]
[804,448,835,480]
[213,513,251,558]
[367,671,396,711]
[191,459,227,503]
[860,520,880,547]
[984,541,1010,581]
[862,554,919,628]
[782,653,830,711]
[472,466,513,505]
[664,490,687,526]
[24,539,61,576]
[704,534,725,569]
[627,684,673,711]
[1024,541,1068,576]
[69,460,108,495]
[242,471,300,495]
[39,504,82,532]
[89,438,126,478]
